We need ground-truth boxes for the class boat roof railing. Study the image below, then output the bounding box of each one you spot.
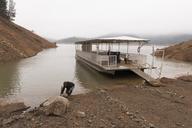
[75,36,150,44]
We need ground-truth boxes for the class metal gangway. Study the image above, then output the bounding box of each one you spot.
[130,68,161,86]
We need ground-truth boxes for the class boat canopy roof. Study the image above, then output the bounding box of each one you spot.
[75,36,150,44]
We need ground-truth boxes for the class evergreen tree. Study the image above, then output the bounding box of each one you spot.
[0,0,8,19]
[8,0,16,21]
[0,0,16,21]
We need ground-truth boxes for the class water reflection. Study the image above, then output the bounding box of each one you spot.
[75,60,144,90]
[0,62,21,97]
[153,57,192,78]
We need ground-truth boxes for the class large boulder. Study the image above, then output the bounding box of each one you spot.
[40,96,69,116]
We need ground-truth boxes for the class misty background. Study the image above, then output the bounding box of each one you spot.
[14,0,192,41]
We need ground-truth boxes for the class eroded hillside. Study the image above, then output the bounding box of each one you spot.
[0,18,56,62]
[155,40,192,62]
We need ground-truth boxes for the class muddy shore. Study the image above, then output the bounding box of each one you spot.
[0,76,192,128]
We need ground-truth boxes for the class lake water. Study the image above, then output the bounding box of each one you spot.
[0,44,192,107]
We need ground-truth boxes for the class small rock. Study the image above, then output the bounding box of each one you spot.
[88,123,92,127]
[39,123,43,126]
[135,111,139,114]
[100,119,105,122]
[135,85,140,88]
[179,95,185,99]
[130,114,136,119]
[88,119,92,123]
[74,122,79,126]
[2,118,14,125]
[76,111,86,118]
[126,112,133,116]
[141,116,145,120]
[176,122,184,127]
[141,124,147,128]
[111,121,116,125]
[176,122,181,126]
[106,96,111,100]
[18,114,25,119]
[129,115,134,119]
[155,89,161,94]
[149,123,155,128]
[118,115,123,120]
[133,118,141,123]
[100,89,107,93]
[112,124,116,128]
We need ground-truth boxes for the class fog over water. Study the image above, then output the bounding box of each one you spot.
[14,0,192,39]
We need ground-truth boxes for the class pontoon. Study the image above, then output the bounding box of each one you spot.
[75,36,161,85]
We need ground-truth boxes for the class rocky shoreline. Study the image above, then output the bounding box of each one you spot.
[0,76,192,128]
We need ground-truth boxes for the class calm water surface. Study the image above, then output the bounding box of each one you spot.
[0,44,192,107]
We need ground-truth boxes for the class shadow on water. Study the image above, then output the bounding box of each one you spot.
[75,60,144,90]
[0,61,21,97]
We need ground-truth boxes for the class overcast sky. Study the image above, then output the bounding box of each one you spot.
[14,0,192,39]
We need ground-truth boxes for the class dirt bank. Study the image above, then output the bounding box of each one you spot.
[1,76,192,128]
[0,17,56,62]
[177,75,192,82]
[154,40,192,62]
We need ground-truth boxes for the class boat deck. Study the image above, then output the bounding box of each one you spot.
[103,63,148,71]
[76,55,160,86]
[101,58,155,71]
[76,55,152,72]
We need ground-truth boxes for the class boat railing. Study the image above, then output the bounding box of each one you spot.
[120,53,147,67]
[76,50,117,67]
[76,50,148,69]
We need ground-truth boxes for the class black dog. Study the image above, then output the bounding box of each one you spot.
[60,81,75,96]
